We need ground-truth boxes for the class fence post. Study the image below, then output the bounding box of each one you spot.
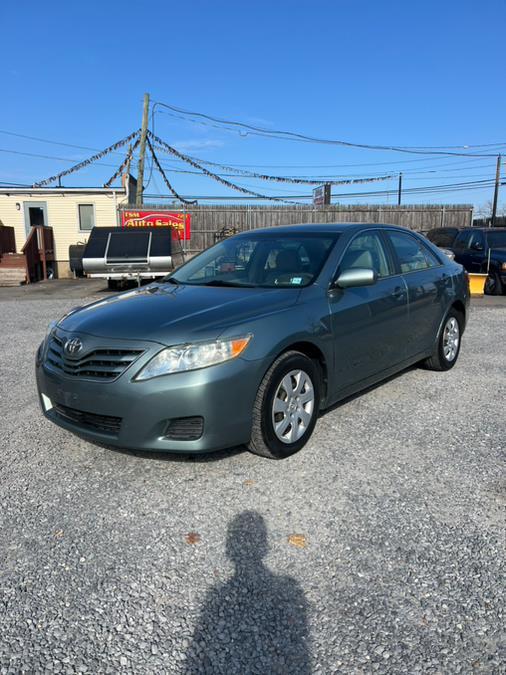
[440,206,446,229]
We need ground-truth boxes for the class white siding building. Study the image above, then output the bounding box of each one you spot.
[0,184,132,277]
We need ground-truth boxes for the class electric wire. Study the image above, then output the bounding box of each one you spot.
[152,102,505,157]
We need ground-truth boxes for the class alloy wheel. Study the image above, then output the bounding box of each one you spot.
[271,369,315,444]
[443,317,460,362]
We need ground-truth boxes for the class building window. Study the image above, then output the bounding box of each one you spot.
[78,204,95,231]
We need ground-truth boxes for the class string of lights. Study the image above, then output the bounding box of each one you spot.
[4,144,498,184]
[144,179,498,202]
[103,139,140,188]
[2,125,499,173]
[146,138,194,204]
[148,131,304,205]
[5,119,499,205]
[150,152,396,186]
[33,130,141,187]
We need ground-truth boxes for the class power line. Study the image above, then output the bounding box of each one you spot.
[142,176,498,201]
[152,101,506,157]
[0,129,106,152]
[3,144,501,196]
[143,182,496,202]
[169,151,505,170]
[0,146,121,167]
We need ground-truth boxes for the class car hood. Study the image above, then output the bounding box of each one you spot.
[58,283,299,344]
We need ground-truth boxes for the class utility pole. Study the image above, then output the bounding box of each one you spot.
[136,92,150,206]
[397,172,402,206]
[491,154,501,227]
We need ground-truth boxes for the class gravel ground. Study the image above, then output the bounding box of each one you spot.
[0,295,504,674]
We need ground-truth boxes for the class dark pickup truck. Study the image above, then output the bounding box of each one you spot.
[426,227,506,295]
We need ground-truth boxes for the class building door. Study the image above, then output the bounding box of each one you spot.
[24,201,48,238]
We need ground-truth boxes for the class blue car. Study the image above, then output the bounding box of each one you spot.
[36,223,469,459]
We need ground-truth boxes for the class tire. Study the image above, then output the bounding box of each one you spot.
[423,310,463,371]
[484,272,503,296]
[68,245,86,278]
[248,350,321,459]
[107,279,119,290]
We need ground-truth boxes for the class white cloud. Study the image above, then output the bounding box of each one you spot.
[244,116,274,128]
[173,139,224,151]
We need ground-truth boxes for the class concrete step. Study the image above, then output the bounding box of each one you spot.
[0,268,26,286]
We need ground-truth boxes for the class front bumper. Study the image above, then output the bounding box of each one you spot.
[36,355,263,453]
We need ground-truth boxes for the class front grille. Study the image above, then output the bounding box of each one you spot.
[53,403,122,435]
[164,416,204,441]
[46,334,143,381]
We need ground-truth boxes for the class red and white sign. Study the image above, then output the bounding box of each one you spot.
[121,210,191,240]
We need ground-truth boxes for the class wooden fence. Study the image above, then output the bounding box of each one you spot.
[120,204,473,255]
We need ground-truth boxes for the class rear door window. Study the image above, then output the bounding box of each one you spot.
[387,231,436,273]
[419,241,442,267]
[427,229,457,247]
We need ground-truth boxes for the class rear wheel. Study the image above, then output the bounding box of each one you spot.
[423,311,462,371]
[484,272,503,296]
[248,351,321,459]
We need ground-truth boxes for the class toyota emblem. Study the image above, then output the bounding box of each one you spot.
[64,337,83,356]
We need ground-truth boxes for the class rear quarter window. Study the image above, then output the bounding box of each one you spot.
[427,229,458,247]
[387,231,436,273]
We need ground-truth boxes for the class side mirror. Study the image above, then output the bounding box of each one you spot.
[471,242,484,251]
[335,267,377,289]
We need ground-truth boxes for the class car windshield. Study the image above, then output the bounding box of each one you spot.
[486,231,506,248]
[166,232,338,288]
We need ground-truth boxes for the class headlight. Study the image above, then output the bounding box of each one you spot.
[134,335,252,381]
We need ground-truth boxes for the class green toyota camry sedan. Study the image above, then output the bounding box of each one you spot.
[36,223,469,459]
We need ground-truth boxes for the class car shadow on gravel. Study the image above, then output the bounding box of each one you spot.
[181,511,311,673]
[101,442,247,463]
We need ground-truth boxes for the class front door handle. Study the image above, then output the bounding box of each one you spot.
[392,286,405,300]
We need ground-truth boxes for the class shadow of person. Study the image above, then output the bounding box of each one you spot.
[183,511,311,674]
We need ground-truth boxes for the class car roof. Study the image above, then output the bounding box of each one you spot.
[461,227,506,232]
[233,222,413,237]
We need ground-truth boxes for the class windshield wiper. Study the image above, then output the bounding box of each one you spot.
[202,279,255,287]
[163,277,180,285]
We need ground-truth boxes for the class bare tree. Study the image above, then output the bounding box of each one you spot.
[475,199,506,219]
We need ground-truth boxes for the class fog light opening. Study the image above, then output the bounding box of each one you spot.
[163,416,204,441]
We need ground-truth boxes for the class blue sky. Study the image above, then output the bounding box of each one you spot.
[1,0,505,210]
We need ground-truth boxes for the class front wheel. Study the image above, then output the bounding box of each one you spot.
[423,311,462,371]
[248,351,321,459]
